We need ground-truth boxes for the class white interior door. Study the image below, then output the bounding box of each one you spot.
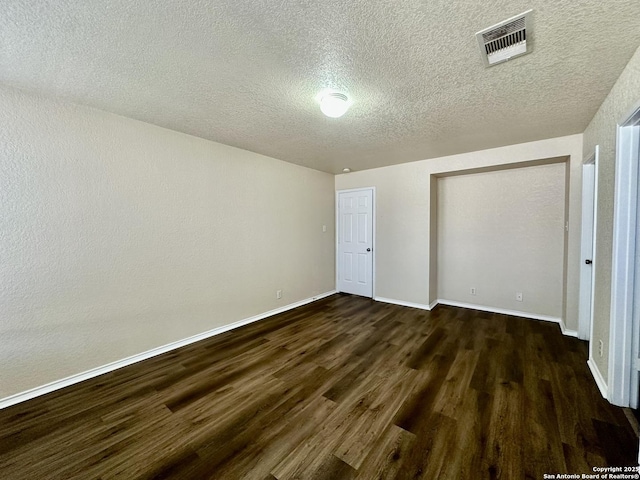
[610,107,640,408]
[578,149,599,341]
[628,122,640,410]
[337,188,374,297]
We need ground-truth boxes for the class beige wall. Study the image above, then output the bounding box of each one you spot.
[437,163,566,318]
[0,86,335,399]
[583,45,640,384]
[335,134,583,330]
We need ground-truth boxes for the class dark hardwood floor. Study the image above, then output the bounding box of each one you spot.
[0,294,636,479]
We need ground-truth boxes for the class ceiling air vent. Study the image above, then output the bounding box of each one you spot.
[476,10,533,67]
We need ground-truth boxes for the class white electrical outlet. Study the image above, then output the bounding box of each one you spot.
[470,287,476,295]
[516,292,523,302]
[598,340,604,357]
[277,289,282,299]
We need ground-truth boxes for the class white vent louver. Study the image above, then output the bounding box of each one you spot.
[476,10,533,67]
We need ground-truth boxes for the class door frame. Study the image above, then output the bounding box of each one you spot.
[578,146,599,342]
[336,187,376,298]
[609,101,640,407]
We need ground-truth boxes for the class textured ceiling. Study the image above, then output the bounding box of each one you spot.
[1,1,640,174]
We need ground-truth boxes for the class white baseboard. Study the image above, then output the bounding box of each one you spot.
[0,290,337,410]
[587,358,609,399]
[559,319,579,338]
[436,299,579,338]
[372,298,575,338]
[374,296,432,311]
[436,299,562,324]
[310,291,337,302]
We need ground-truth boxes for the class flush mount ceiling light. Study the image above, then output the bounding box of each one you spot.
[319,92,350,118]
[342,167,351,173]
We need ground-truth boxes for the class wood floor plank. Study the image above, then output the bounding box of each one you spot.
[438,387,493,479]
[592,418,639,467]
[393,412,458,480]
[549,360,602,459]
[210,396,337,480]
[0,295,636,479]
[354,424,416,480]
[522,378,567,477]
[308,454,357,480]
[482,380,524,479]
[270,400,368,479]
[334,367,417,469]
[432,349,480,418]
[393,353,456,433]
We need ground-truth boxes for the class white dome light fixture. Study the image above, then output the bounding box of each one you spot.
[319,92,350,118]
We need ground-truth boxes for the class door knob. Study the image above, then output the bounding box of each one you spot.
[366,248,371,252]
[585,259,592,265]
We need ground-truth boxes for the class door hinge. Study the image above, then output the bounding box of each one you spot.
[634,358,640,371]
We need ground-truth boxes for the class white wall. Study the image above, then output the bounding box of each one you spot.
[437,163,566,318]
[583,45,640,384]
[335,134,583,330]
[0,85,335,400]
